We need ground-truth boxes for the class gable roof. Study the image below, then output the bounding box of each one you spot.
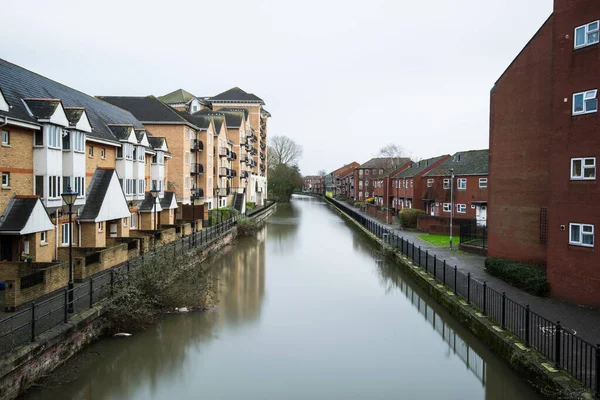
[424,149,489,177]
[0,58,145,144]
[393,155,450,179]
[64,107,84,125]
[160,191,178,210]
[209,87,264,104]
[0,196,55,235]
[358,157,411,170]
[23,98,61,120]
[79,169,130,222]
[139,192,163,213]
[158,89,211,106]
[97,96,195,127]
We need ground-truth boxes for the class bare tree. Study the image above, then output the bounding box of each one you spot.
[317,169,327,178]
[268,135,303,167]
[377,143,407,168]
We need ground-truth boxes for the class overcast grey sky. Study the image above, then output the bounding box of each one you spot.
[1,0,551,175]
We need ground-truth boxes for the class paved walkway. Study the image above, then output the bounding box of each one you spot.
[331,198,600,345]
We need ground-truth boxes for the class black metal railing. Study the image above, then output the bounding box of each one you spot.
[0,202,277,357]
[460,223,487,249]
[191,139,204,152]
[191,163,204,175]
[323,196,599,395]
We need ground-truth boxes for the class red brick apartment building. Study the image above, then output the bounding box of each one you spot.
[391,155,450,212]
[422,150,489,225]
[354,157,411,202]
[489,0,600,305]
[373,162,413,208]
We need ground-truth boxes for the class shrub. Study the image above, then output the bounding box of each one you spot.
[354,202,365,207]
[366,197,375,204]
[236,217,259,236]
[399,208,425,229]
[208,207,239,225]
[484,257,550,296]
[246,201,256,210]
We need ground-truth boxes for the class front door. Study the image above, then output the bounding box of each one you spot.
[476,204,487,226]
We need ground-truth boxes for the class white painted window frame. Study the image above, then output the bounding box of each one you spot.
[1,172,8,187]
[1,130,9,145]
[574,20,599,49]
[570,157,596,180]
[456,204,467,213]
[427,179,434,187]
[573,90,598,115]
[443,179,450,189]
[61,223,70,245]
[569,223,594,247]
[443,203,451,212]
[479,178,488,188]
[457,178,467,190]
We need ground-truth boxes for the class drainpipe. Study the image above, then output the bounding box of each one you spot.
[449,168,455,251]
[78,219,81,247]
[55,209,59,261]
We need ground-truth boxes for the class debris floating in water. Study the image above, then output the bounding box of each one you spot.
[114,333,132,337]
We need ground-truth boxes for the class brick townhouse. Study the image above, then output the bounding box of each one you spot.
[489,0,600,305]
[0,58,176,264]
[339,170,355,199]
[303,175,319,192]
[372,160,413,208]
[325,162,360,196]
[354,158,407,202]
[421,149,489,225]
[390,155,450,212]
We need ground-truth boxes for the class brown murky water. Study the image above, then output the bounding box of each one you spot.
[24,195,540,400]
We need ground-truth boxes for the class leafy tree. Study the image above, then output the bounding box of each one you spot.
[268,163,303,202]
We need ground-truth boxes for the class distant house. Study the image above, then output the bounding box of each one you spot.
[354,157,410,202]
[422,150,489,226]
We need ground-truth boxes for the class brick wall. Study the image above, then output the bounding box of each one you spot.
[85,145,117,189]
[0,126,34,213]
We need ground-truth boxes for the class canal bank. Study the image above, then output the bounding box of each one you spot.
[24,197,541,400]
[321,195,596,399]
[0,204,277,400]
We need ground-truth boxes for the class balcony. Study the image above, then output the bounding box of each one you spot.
[240,171,249,179]
[260,130,265,138]
[260,164,265,171]
[260,143,266,150]
[241,156,249,164]
[228,151,237,161]
[219,147,230,157]
[220,167,235,177]
[190,187,204,198]
[260,153,265,160]
[191,139,204,152]
[230,169,237,178]
[250,148,257,156]
[190,163,204,175]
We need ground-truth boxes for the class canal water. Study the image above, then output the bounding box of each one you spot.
[25,195,540,400]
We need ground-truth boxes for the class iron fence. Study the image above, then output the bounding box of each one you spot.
[325,196,599,396]
[460,223,487,249]
[0,200,278,357]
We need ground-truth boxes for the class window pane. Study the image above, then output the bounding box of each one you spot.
[584,166,595,178]
[571,225,581,242]
[576,27,586,46]
[584,158,595,166]
[589,31,599,44]
[582,233,594,245]
[583,225,593,233]
[586,98,598,112]
[589,21,599,31]
[572,159,582,176]
[574,94,584,112]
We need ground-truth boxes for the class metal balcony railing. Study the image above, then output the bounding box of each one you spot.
[219,147,230,157]
[191,139,204,152]
[190,163,204,175]
[190,187,204,198]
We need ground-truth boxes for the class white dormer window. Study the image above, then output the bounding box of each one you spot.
[575,21,599,49]
[573,90,598,115]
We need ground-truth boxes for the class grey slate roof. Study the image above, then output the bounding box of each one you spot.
[139,192,157,212]
[424,149,489,177]
[358,157,411,170]
[79,169,114,221]
[23,99,61,120]
[98,96,194,126]
[393,155,450,179]
[0,58,144,143]
[108,125,134,141]
[158,89,211,106]
[209,87,264,104]
[64,107,85,126]
[160,192,175,209]
[0,196,38,232]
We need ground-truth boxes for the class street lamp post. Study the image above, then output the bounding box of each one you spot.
[61,185,78,313]
[449,168,455,250]
[150,187,159,251]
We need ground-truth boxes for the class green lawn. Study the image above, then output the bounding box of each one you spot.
[418,234,461,247]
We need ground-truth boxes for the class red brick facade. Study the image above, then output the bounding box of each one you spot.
[489,0,600,306]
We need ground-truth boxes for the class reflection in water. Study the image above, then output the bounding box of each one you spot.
[24,195,540,400]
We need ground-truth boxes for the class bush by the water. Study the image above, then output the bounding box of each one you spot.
[104,247,216,332]
[399,208,425,229]
[236,217,259,236]
[246,201,256,210]
[484,257,549,296]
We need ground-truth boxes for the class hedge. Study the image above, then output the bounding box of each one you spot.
[484,257,550,296]
[399,208,425,229]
